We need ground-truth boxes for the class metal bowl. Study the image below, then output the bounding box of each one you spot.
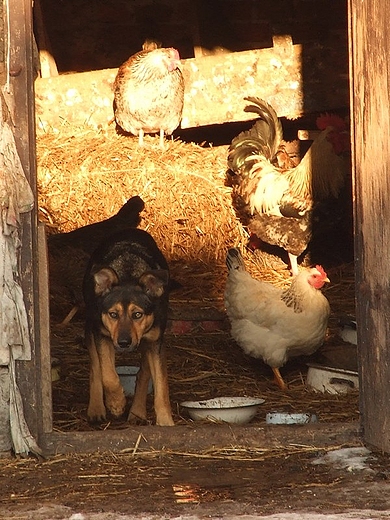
[266,412,318,425]
[180,396,265,425]
[116,366,153,396]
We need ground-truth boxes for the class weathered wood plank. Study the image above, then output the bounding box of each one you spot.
[349,0,390,452]
[35,40,349,134]
[42,422,361,456]
[8,0,43,444]
[37,223,53,434]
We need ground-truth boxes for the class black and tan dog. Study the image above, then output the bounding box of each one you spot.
[83,228,174,426]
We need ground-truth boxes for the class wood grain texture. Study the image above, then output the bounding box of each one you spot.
[349,0,390,451]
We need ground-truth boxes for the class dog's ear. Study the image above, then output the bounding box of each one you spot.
[139,270,169,298]
[93,267,119,296]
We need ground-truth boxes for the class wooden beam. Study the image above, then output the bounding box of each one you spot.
[42,422,361,456]
[35,39,349,134]
[349,0,390,452]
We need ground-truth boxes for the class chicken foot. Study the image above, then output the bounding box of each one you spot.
[138,128,166,148]
[159,128,165,148]
[288,252,299,277]
[272,367,288,391]
[138,129,145,146]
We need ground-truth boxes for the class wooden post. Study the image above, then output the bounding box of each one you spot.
[7,0,47,442]
[349,0,390,451]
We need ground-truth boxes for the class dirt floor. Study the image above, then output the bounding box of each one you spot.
[2,443,390,519]
[47,260,360,432]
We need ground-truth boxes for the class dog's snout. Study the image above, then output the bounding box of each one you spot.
[117,338,132,349]
[115,331,138,351]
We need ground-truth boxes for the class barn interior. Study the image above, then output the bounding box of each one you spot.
[33,0,358,434]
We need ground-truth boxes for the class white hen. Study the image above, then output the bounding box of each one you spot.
[224,248,330,390]
[113,46,184,148]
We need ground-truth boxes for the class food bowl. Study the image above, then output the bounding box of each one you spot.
[180,397,265,425]
[116,366,153,396]
[307,363,359,394]
[266,412,318,425]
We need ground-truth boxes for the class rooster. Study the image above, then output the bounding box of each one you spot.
[224,248,330,390]
[227,97,349,275]
[113,46,185,148]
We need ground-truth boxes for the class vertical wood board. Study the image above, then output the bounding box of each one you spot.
[7,0,43,443]
[349,0,390,451]
[38,223,53,434]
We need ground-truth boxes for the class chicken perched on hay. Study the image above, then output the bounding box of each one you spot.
[113,46,185,148]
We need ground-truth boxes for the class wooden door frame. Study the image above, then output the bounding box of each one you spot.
[349,0,390,451]
[11,0,390,455]
[5,0,47,444]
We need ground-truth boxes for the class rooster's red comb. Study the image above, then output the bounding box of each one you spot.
[316,113,346,131]
[315,265,328,278]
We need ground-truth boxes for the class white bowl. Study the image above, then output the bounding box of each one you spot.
[307,363,359,394]
[116,366,153,396]
[180,397,265,425]
[266,412,317,425]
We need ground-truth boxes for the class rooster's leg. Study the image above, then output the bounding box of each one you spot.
[138,129,144,147]
[272,367,288,391]
[288,253,299,276]
[159,128,165,148]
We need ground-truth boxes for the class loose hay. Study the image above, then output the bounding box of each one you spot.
[37,125,358,433]
[37,127,244,265]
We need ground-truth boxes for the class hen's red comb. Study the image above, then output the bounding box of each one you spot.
[316,113,346,131]
[315,265,327,278]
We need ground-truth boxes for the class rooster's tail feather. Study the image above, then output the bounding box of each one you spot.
[228,97,283,176]
[226,248,246,272]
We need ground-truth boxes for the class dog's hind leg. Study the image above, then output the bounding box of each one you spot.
[128,351,151,424]
[87,333,106,422]
[147,343,174,426]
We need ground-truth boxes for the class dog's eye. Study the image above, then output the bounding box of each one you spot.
[109,311,119,319]
[132,311,144,320]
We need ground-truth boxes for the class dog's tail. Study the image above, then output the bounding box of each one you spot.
[115,196,145,228]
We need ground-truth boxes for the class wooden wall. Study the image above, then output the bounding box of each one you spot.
[37,0,347,73]
[349,0,390,451]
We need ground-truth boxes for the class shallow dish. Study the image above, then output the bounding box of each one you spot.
[116,366,153,396]
[307,363,359,394]
[180,396,265,425]
[266,412,317,425]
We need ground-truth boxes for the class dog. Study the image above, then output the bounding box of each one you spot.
[83,227,174,426]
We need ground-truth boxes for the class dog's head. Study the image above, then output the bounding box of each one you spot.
[93,267,169,352]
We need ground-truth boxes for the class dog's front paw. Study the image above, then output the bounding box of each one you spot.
[105,390,126,419]
[156,415,175,426]
[87,404,107,423]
